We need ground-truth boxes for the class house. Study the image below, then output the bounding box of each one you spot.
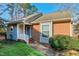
[7,13,42,43]
[7,11,73,43]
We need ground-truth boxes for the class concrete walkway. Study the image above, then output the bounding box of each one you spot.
[30,43,63,56]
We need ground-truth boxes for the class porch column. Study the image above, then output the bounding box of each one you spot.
[17,24,19,39]
[23,23,29,44]
[50,21,53,37]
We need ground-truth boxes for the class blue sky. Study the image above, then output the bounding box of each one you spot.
[1,3,79,20]
[0,3,62,20]
[32,3,61,14]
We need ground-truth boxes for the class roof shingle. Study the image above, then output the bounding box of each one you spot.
[32,11,72,23]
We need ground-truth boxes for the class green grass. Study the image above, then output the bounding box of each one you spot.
[0,40,44,56]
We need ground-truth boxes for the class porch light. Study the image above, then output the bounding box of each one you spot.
[10,26,13,30]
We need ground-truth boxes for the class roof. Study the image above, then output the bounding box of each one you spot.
[24,13,42,23]
[8,11,72,25]
[8,12,42,25]
[32,11,72,23]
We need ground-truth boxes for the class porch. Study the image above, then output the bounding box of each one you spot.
[17,23,32,43]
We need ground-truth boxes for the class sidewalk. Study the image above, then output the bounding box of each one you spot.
[30,43,63,56]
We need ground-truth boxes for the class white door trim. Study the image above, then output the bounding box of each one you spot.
[40,22,52,43]
[17,24,19,39]
[25,26,32,43]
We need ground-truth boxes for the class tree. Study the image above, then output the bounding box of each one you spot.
[19,3,31,17]
[0,4,9,16]
[28,5,38,15]
[7,3,15,20]
[19,3,38,17]
[6,3,38,20]
[0,18,6,33]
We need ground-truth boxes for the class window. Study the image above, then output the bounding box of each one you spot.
[42,25,49,37]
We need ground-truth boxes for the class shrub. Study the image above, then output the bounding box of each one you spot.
[49,35,79,50]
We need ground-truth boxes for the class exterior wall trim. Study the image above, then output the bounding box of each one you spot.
[50,21,52,37]
[40,21,52,43]
[70,18,73,36]
[32,18,71,24]
[17,24,19,39]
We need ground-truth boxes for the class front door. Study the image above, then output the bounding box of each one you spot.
[40,22,52,43]
[25,26,31,40]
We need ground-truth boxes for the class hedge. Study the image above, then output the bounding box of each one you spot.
[49,35,79,50]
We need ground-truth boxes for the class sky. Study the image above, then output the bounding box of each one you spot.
[32,3,61,14]
[0,3,62,20]
[1,3,79,20]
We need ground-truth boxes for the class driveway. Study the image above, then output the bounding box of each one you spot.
[30,43,64,56]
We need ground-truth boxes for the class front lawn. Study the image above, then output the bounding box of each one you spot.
[0,40,44,56]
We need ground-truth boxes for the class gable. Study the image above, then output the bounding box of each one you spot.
[8,13,42,25]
